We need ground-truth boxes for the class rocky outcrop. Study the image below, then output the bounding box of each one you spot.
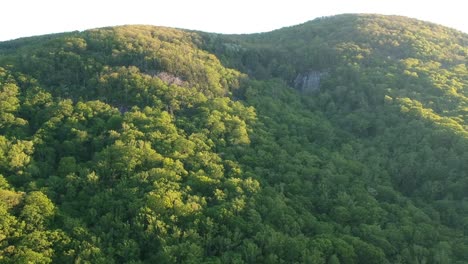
[156,71,186,87]
[294,71,326,93]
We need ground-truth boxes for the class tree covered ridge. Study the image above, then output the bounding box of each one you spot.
[0,14,467,263]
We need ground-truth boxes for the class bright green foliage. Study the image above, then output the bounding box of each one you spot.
[0,14,466,263]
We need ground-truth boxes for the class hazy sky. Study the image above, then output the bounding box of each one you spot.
[1,0,466,41]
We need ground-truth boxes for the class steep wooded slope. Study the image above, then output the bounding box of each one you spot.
[0,14,467,263]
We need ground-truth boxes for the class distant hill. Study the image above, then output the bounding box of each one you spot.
[0,14,466,263]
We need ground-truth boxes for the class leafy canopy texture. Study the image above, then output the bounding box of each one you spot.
[0,14,467,263]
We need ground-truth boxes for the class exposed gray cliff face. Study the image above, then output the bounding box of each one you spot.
[294,71,326,93]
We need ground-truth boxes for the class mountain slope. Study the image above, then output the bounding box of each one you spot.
[0,14,467,263]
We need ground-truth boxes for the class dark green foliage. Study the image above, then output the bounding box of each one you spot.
[0,14,467,263]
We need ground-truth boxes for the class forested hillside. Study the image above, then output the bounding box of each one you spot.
[0,14,467,263]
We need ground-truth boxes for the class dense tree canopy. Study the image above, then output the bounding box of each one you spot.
[0,14,467,263]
